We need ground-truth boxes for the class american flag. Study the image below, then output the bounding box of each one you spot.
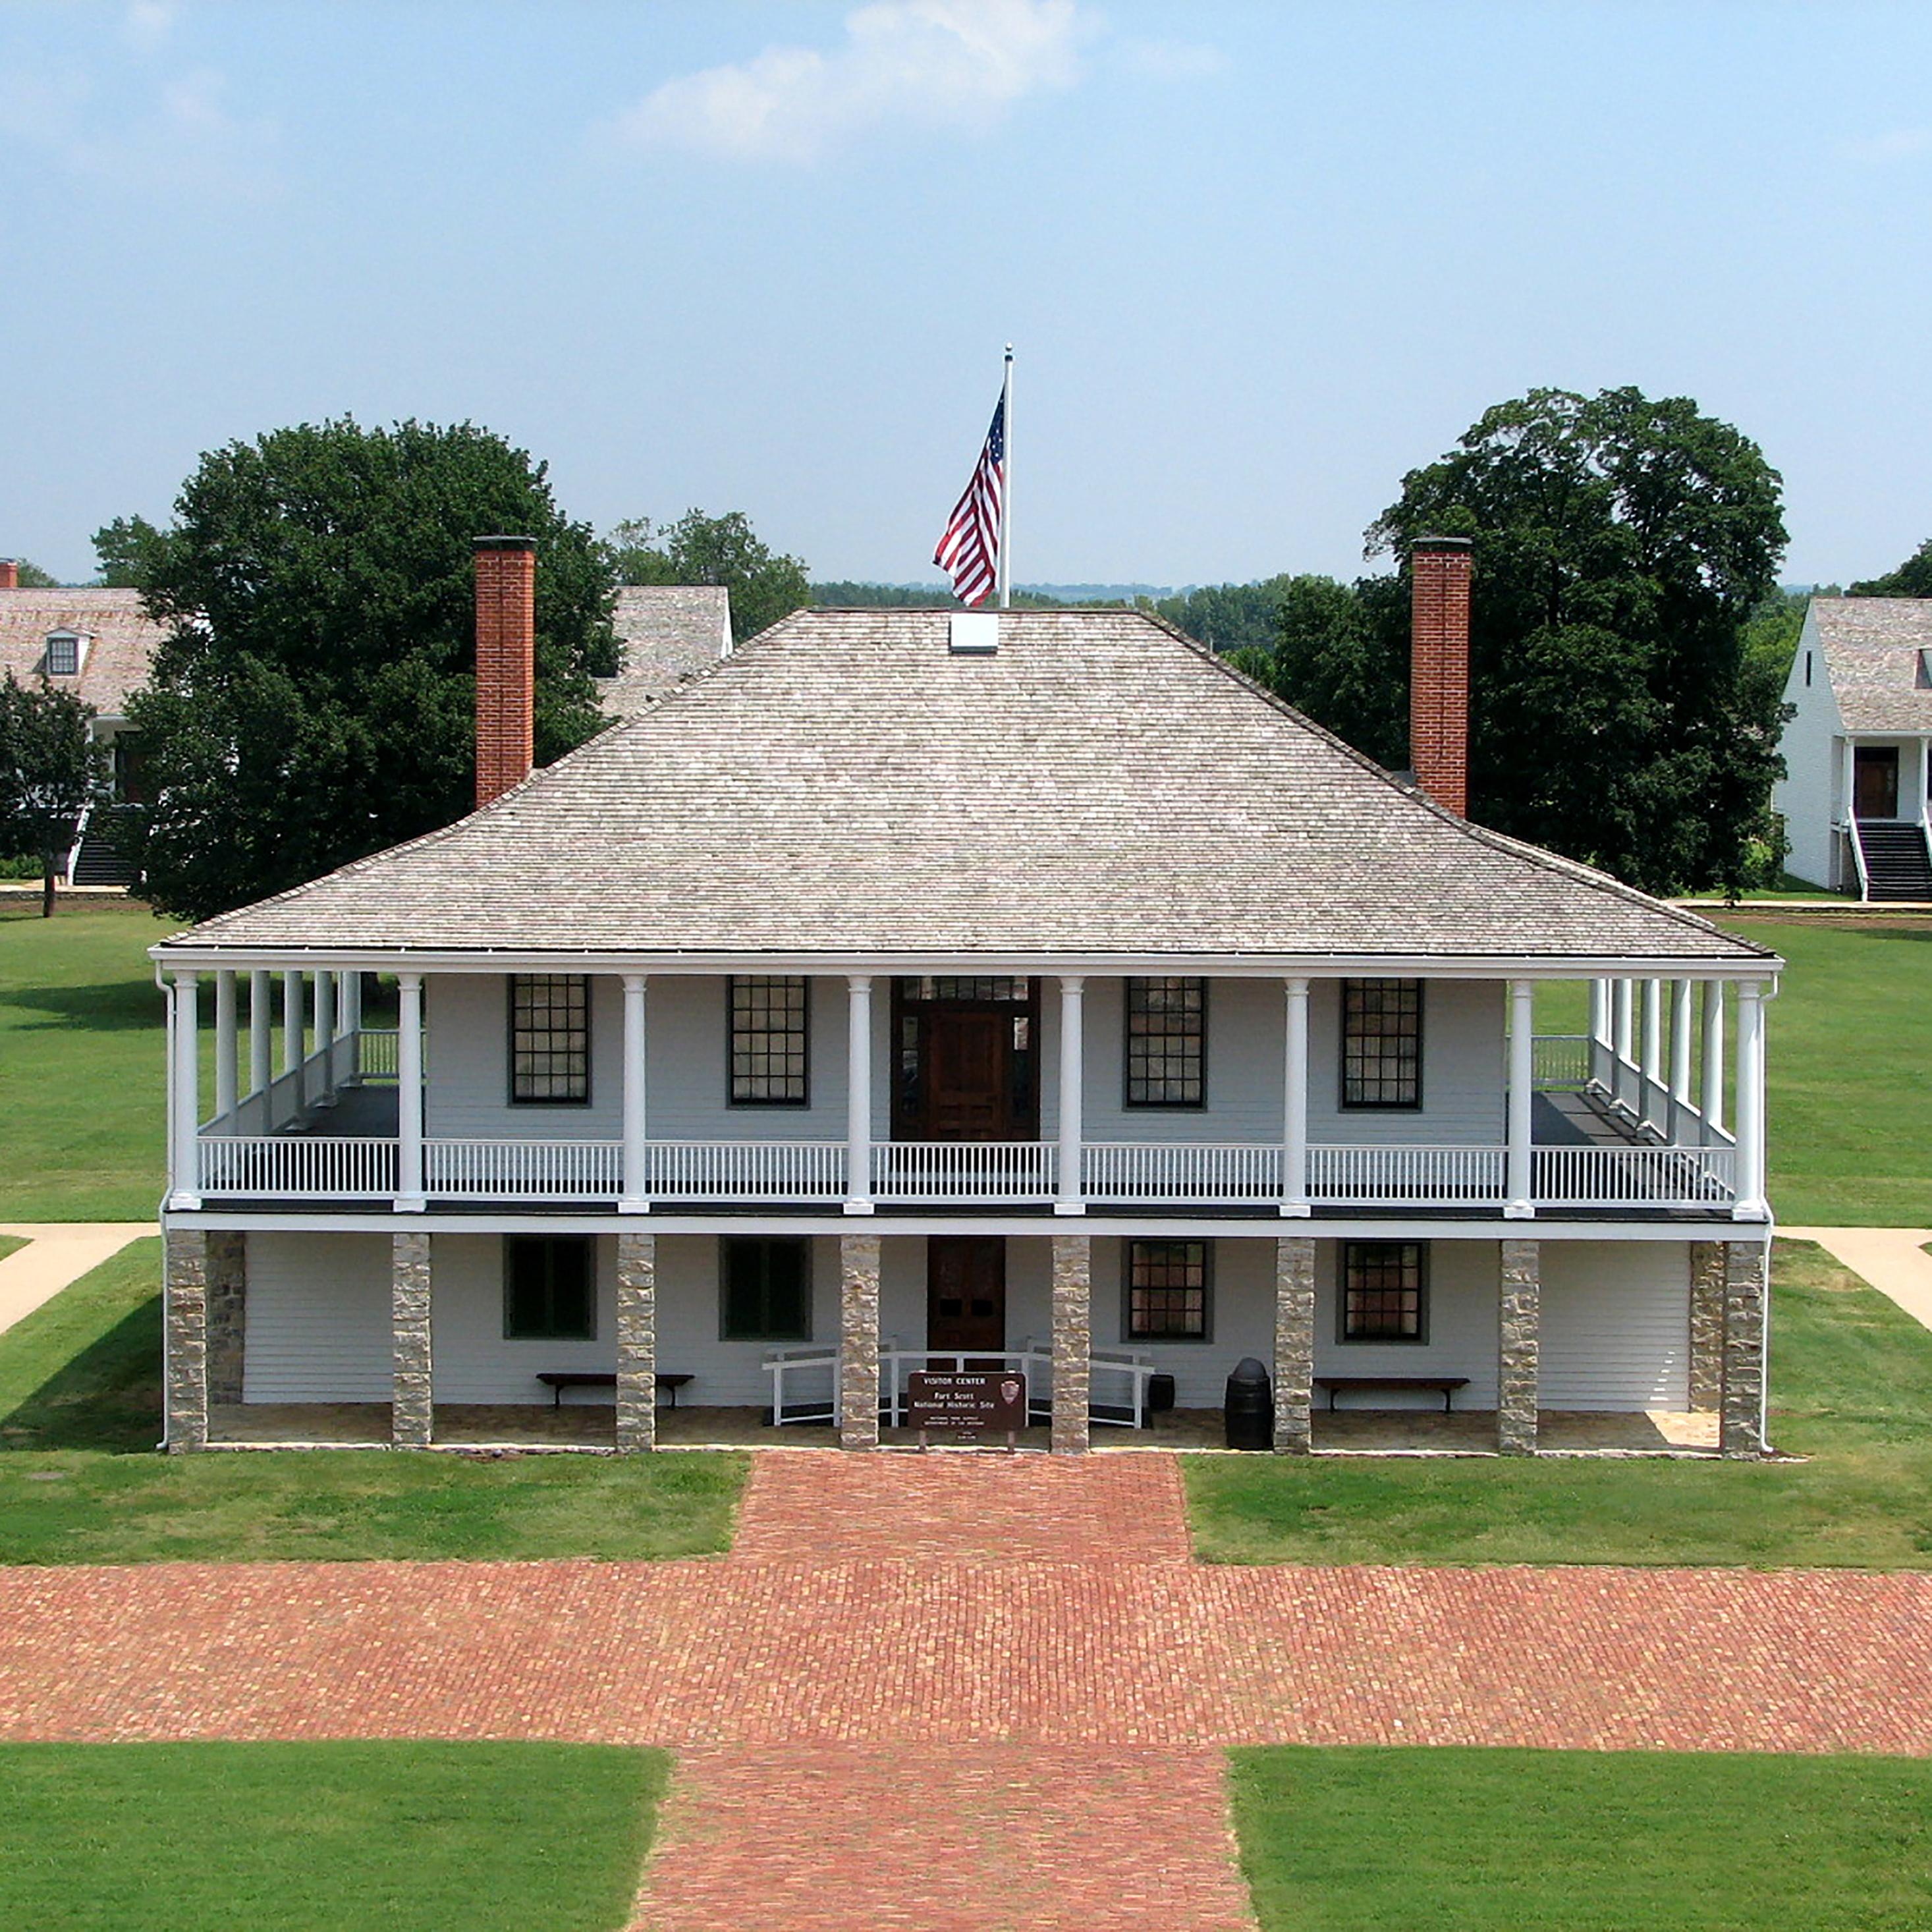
[933,393,1005,607]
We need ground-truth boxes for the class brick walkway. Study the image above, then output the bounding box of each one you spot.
[5,1453,1932,1925]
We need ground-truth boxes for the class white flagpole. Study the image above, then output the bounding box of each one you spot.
[998,343,1013,610]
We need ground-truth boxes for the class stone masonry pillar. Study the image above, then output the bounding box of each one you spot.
[1051,1235,1091,1456]
[1272,1236,1316,1454]
[615,1233,657,1453]
[164,1228,209,1451]
[1497,1238,1540,1454]
[391,1231,433,1449]
[839,1232,881,1450]
[1687,1240,1725,1414]
[1721,1239,1769,1458]
[206,1230,247,1408]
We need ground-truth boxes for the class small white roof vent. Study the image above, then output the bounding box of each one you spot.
[949,611,999,655]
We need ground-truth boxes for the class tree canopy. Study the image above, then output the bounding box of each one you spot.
[0,672,108,916]
[5,560,61,588]
[1849,538,1932,598]
[91,516,171,590]
[1242,387,1790,895]
[609,510,808,645]
[125,417,616,922]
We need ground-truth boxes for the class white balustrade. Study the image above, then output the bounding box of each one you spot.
[649,1140,845,1203]
[871,1140,1056,1202]
[424,1138,624,1200]
[1082,1142,1283,1203]
[1308,1144,1508,1205]
[1530,1034,1593,1090]
[1532,1144,1736,1208]
[355,1029,402,1080]
[197,1135,399,1198]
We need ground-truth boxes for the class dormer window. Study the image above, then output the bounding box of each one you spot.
[1916,649,1932,692]
[43,630,82,676]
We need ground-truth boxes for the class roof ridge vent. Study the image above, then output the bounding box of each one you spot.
[949,611,999,655]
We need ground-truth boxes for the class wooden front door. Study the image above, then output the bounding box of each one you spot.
[1855,746,1900,820]
[892,980,1039,1143]
[928,1011,1007,1139]
[927,1236,1006,1354]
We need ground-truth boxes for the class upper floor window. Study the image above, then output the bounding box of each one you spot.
[43,630,81,676]
[729,976,809,1105]
[1341,979,1421,1109]
[1124,1238,1210,1340]
[510,974,590,1104]
[1340,1240,1427,1343]
[504,1234,595,1340]
[1126,977,1206,1107]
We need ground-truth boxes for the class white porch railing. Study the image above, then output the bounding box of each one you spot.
[197,1135,399,1198]
[1307,1143,1508,1206]
[356,1029,401,1080]
[1083,1142,1282,1203]
[871,1140,1056,1202]
[424,1138,624,1199]
[1532,1034,1593,1090]
[1532,1144,1736,1208]
[652,1140,844,1203]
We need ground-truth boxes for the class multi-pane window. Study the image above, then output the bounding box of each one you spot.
[43,631,80,676]
[721,1236,812,1341]
[504,1235,595,1340]
[1341,978,1421,1108]
[729,976,809,1105]
[1125,1238,1210,1340]
[1341,1240,1427,1343]
[510,974,590,1103]
[1126,977,1206,1107]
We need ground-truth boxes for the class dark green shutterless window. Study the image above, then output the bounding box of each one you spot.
[504,1235,595,1340]
[721,1236,811,1341]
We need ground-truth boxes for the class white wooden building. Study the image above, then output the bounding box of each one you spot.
[153,541,1780,1457]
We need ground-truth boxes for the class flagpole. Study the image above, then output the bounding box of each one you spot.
[998,344,1013,610]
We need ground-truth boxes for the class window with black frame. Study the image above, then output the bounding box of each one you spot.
[1341,978,1421,1108]
[1125,977,1205,1107]
[1125,1238,1210,1340]
[510,974,590,1103]
[1340,1240,1427,1342]
[721,1236,812,1340]
[504,1235,595,1340]
[729,976,809,1105]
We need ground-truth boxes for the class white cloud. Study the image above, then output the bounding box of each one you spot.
[611,0,1092,164]
[1117,38,1227,82]
[1847,127,1932,164]
[123,1,179,53]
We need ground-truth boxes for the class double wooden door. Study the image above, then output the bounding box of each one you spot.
[927,1235,1006,1356]
[1854,746,1900,820]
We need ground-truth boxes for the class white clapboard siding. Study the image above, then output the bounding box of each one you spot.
[1539,1242,1689,1410]
[1310,1240,1503,1409]
[428,1231,619,1405]
[243,1232,393,1402]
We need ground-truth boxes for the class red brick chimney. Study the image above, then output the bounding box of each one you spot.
[1409,536,1472,817]
[474,536,536,808]
[0,561,18,591]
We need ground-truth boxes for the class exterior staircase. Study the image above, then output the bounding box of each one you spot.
[68,806,140,889]
[1856,819,1932,901]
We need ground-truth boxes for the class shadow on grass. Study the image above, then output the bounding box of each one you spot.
[2,981,166,1032]
[0,1297,161,1453]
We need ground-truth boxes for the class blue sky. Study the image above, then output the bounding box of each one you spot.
[4,1,1929,590]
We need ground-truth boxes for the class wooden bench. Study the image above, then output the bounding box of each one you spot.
[536,1371,694,1410]
[1313,1375,1470,1413]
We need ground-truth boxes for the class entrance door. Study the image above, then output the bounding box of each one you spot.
[927,1235,1006,1356]
[1854,746,1900,819]
[892,980,1039,1143]
[928,1011,1007,1139]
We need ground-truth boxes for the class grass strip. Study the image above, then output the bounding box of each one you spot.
[0,1741,665,1932]
[1186,1240,1932,1568]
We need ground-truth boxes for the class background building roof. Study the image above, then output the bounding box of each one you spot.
[173,607,1770,965]
[593,585,732,721]
[0,588,164,721]
[1813,597,1932,733]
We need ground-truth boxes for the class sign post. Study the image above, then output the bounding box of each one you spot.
[906,1370,1028,1451]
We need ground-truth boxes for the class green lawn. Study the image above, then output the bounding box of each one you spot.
[0,1235,24,1263]
[1186,1239,1932,1568]
[1230,1748,1932,1931]
[0,1240,746,1564]
[0,1742,664,1932]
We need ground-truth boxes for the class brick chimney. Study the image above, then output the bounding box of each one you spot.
[0,561,18,591]
[1409,536,1472,817]
[474,536,536,808]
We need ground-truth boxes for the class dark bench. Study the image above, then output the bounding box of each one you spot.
[536,1371,694,1409]
[1313,1375,1470,1413]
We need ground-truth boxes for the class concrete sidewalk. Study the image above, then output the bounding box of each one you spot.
[1783,1227,1932,1335]
[0,1224,154,1338]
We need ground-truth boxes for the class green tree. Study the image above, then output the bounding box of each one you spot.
[0,672,109,916]
[1849,539,1932,597]
[610,511,809,644]
[125,418,616,922]
[5,560,61,588]
[91,515,172,589]
[1348,386,1790,895]
[1151,577,1296,654]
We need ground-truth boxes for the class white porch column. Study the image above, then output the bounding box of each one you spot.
[214,969,238,1120]
[281,969,304,1115]
[341,970,362,1035]
[1732,980,1768,1220]
[1280,976,1310,1215]
[844,975,874,1215]
[1055,975,1085,1215]
[249,969,272,1098]
[396,970,425,1212]
[1668,978,1693,1144]
[1613,978,1634,1115]
[168,970,202,1209]
[619,973,649,1213]
[1641,978,1663,1133]
[312,970,335,1103]
[1701,980,1726,1140]
[1505,978,1535,1219]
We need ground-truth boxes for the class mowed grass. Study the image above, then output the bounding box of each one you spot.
[1186,1239,1932,1568]
[0,1240,746,1564]
[0,1742,665,1932]
[1229,1748,1932,1931]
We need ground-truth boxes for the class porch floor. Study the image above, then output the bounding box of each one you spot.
[206,1402,1719,1454]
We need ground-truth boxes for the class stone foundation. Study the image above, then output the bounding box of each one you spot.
[206,1231,247,1407]
[839,1233,881,1450]
[1497,1237,1540,1455]
[164,1229,209,1450]
[1272,1236,1316,1454]
[1688,1240,1725,1414]
[1721,1239,1769,1458]
[615,1232,657,1453]
[391,1231,433,1449]
[1051,1236,1091,1456]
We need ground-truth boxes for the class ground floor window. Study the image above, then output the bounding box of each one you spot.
[1340,1240,1427,1342]
[721,1236,812,1341]
[504,1234,595,1340]
[1124,1238,1210,1340]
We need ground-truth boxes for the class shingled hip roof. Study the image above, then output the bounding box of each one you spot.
[169,608,1773,968]
[1811,596,1932,734]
